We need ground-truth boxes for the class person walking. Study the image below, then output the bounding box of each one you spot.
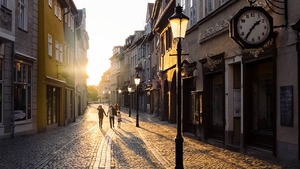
[108,105,116,128]
[97,105,107,128]
[117,111,122,128]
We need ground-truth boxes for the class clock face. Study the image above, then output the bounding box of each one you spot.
[237,9,271,44]
[230,6,273,48]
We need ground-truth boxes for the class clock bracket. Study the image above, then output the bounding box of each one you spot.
[248,0,288,28]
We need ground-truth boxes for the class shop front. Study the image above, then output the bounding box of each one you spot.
[243,49,276,152]
[201,54,225,142]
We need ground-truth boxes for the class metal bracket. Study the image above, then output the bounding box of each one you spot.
[265,0,288,28]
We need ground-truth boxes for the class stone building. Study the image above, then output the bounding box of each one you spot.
[0,0,39,139]
[177,0,299,165]
[74,8,89,117]
[37,0,78,131]
[101,0,300,165]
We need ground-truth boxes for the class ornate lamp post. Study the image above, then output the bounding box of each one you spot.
[134,74,141,127]
[128,86,132,117]
[169,4,189,169]
[102,91,105,104]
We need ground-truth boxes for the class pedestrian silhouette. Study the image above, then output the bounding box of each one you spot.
[97,105,107,128]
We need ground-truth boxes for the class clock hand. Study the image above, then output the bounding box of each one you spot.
[245,20,261,40]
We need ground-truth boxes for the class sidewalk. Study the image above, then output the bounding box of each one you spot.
[115,107,285,169]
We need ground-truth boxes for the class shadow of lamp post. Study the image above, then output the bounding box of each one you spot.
[169,4,189,169]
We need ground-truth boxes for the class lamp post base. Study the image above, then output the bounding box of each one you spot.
[175,136,184,169]
[136,113,139,127]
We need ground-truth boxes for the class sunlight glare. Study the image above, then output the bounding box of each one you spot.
[86,56,110,86]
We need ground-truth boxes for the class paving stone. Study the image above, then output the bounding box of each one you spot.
[0,105,289,169]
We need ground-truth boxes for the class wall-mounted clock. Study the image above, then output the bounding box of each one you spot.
[230,6,273,48]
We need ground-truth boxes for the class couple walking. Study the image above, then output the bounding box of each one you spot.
[97,104,122,128]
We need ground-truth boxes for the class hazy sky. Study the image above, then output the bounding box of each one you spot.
[73,0,155,85]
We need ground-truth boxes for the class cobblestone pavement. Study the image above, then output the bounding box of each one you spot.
[116,108,287,169]
[0,105,104,169]
[130,111,284,169]
[0,104,291,169]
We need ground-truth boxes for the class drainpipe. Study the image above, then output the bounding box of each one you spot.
[291,19,300,160]
[11,42,15,138]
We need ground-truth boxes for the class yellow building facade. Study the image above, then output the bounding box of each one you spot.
[38,0,68,131]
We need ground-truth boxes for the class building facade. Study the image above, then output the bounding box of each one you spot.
[101,0,300,165]
[181,0,299,164]
[74,8,89,117]
[37,0,78,131]
[0,0,39,139]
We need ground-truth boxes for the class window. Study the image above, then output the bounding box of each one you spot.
[18,0,28,31]
[58,7,61,20]
[1,0,12,9]
[190,7,196,26]
[1,0,7,7]
[55,41,59,61]
[71,15,74,31]
[54,0,58,17]
[68,13,71,27]
[251,61,273,131]
[166,28,172,50]
[14,61,32,121]
[70,48,74,65]
[221,0,227,5]
[181,0,185,10]
[64,43,67,63]
[212,73,224,126]
[48,34,52,57]
[59,44,63,63]
[206,0,215,15]
[48,0,52,8]
[190,0,196,26]
[64,9,68,24]
[67,45,70,64]
[160,35,165,56]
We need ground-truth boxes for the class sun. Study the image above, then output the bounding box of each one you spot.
[86,57,110,86]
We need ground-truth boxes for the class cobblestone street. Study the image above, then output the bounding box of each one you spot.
[0,104,290,168]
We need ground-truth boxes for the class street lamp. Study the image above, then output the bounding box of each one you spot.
[169,4,189,169]
[134,74,141,127]
[128,86,132,117]
[102,91,105,104]
[118,89,122,106]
